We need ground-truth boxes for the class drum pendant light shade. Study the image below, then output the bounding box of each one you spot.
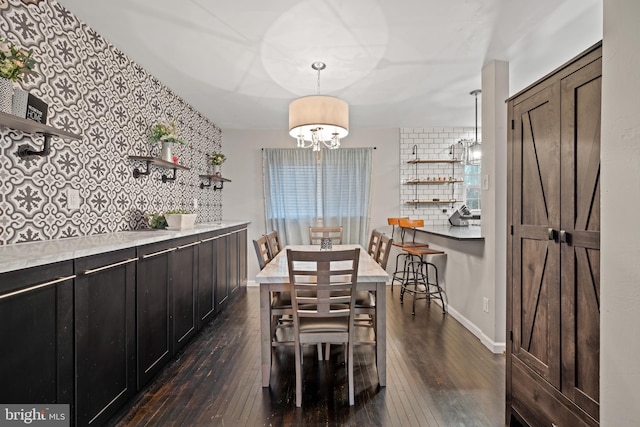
[288,95,349,141]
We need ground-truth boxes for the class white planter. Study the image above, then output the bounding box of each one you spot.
[160,141,173,162]
[165,213,197,230]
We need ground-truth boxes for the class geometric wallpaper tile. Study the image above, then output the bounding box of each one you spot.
[0,0,223,245]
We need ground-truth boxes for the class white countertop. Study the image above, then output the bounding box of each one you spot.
[0,221,249,274]
[415,225,484,241]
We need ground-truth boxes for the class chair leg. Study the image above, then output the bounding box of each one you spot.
[348,342,354,406]
[325,343,331,360]
[295,343,302,407]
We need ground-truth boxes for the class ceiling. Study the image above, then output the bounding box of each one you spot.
[56,0,602,131]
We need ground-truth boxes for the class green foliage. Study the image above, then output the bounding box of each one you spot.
[165,209,191,215]
[208,152,226,166]
[0,35,37,82]
[148,121,185,145]
[144,212,167,229]
[144,209,192,229]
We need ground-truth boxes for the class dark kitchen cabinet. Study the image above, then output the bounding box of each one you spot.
[0,261,74,408]
[507,42,601,427]
[136,240,174,388]
[238,227,247,288]
[197,233,218,328]
[74,249,137,427]
[171,236,198,353]
[229,229,239,294]
[215,232,229,309]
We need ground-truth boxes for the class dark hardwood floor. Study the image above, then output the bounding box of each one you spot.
[108,287,505,427]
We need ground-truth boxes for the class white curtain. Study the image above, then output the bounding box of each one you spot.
[263,148,373,246]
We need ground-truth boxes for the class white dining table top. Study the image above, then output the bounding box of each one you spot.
[255,244,389,284]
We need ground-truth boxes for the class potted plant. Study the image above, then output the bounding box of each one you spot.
[0,35,36,113]
[149,121,185,162]
[164,209,197,230]
[144,209,197,230]
[208,151,226,175]
[144,212,168,229]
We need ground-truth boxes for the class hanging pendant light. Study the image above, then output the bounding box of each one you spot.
[288,62,349,151]
[465,89,482,165]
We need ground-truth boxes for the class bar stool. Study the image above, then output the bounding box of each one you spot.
[399,246,447,315]
[388,217,428,291]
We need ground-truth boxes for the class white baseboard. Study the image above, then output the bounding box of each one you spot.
[445,303,506,354]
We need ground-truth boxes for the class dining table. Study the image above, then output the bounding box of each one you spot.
[255,244,389,388]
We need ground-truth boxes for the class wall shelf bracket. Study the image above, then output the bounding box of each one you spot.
[17,133,53,159]
[128,156,189,183]
[132,160,151,178]
[162,168,178,183]
[199,174,231,190]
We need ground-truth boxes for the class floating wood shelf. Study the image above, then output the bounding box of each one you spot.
[406,199,459,204]
[405,179,464,184]
[0,111,81,159]
[199,174,231,190]
[407,158,460,164]
[129,156,189,183]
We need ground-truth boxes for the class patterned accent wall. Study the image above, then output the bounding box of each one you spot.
[0,0,223,245]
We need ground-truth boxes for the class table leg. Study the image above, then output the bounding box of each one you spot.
[260,286,271,387]
[376,281,386,386]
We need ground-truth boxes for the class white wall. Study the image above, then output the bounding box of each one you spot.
[222,127,400,281]
[601,0,640,424]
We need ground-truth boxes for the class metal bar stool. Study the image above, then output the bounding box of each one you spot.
[388,217,428,291]
[399,246,447,315]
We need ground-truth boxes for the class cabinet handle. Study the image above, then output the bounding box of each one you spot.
[0,274,76,301]
[176,241,200,250]
[82,257,137,275]
[559,230,567,243]
[141,247,176,259]
[548,228,556,241]
[200,236,218,243]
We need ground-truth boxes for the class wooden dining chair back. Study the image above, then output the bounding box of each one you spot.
[309,226,343,245]
[265,230,282,259]
[253,235,272,270]
[286,248,360,407]
[367,229,383,257]
[375,234,393,270]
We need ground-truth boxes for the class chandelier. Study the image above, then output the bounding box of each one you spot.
[288,62,349,151]
[461,89,482,165]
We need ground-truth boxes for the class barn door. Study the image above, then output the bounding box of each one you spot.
[560,57,601,420]
[511,84,561,389]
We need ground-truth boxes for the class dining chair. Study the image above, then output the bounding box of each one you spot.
[354,233,393,336]
[264,230,282,259]
[308,226,343,245]
[253,235,272,270]
[286,247,360,407]
[367,229,383,258]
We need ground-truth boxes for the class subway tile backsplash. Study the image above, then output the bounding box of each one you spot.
[400,127,478,226]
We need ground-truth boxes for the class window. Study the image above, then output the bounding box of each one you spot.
[464,164,481,210]
[263,148,373,246]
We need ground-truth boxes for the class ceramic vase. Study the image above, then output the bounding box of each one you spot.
[213,164,221,176]
[160,141,173,162]
[0,77,14,114]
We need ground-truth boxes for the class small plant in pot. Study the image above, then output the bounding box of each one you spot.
[208,151,226,176]
[144,212,168,229]
[149,121,186,162]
